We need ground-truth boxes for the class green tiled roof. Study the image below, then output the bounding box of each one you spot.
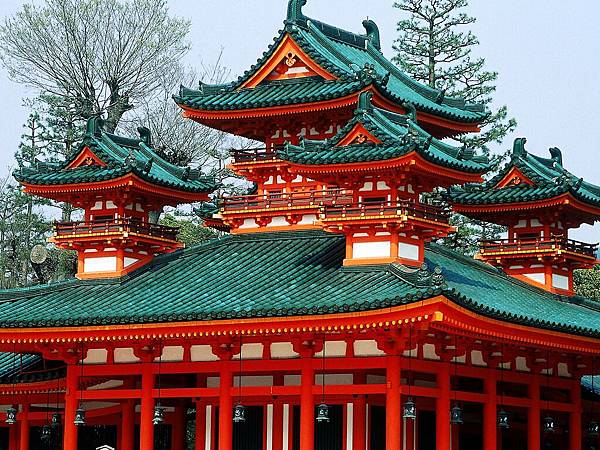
[0,353,64,384]
[177,78,362,111]
[0,231,599,338]
[278,93,489,174]
[174,1,487,125]
[448,138,600,207]
[582,375,600,397]
[14,118,216,194]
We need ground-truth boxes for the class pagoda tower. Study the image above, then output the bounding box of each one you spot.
[448,138,600,295]
[277,92,489,265]
[14,118,216,279]
[175,0,489,266]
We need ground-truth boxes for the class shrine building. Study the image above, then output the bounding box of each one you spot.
[0,1,599,450]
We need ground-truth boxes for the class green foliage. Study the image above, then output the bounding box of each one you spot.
[159,213,218,248]
[0,0,233,286]
[392,0,517,155]
[2,100,82,287]
[574,266,600,300]
[0,0,191,132]
[393,0,515,255]
[0,178,53,288]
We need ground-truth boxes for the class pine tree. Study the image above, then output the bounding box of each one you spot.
[392,0,516,155]
[574,266,600,300]
[393,0,514,255]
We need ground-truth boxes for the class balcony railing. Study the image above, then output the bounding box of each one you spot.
[54,218,179,242]
[480,237,599,258]
[229,147,281,163]
[322,201,451,223]
[221,189,354,212]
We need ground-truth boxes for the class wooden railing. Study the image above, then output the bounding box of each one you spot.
[480,237,599,258]
[322,200,451,223]
[221,189,354,212]
[229,147,281,163]
[54,218,179,241]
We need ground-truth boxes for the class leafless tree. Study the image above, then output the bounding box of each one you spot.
[123,53,254,196]
[0,0,190,132]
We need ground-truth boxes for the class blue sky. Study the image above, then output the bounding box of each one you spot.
[1,0,599,241]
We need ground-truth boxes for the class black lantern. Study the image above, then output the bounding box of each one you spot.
[51,412,61,428]
[74,407,86,426]
[403,398,417,420]
[5,407,16,425]
[316,403,330,423]
[233,403,246,423]
[497,409,510,429]
[589,420,599,438]
[152,404,165,426]
[450,405,464,425]
[543,415,555,434]
[41,424,52,441]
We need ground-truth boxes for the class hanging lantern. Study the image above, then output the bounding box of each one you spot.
[450,404,464,425]
[73,407,86,426]
[233,403,246,423]
[41,424,52,441]
[543,415,555,434]
[5,407,17,425]
[588,420,599,438]
[316,403,330,423]
[497,409,510,429]
[51,412,61,428]
[316,402,329,424]
[402,398,417,420]
[152,405,165,426]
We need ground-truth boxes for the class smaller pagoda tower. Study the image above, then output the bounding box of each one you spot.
[14,118,216,279]
[276,92,490,266]
[448,138,600,295]
[175,0,489,235]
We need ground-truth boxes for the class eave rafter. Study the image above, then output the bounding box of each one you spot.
[0,296,597,362]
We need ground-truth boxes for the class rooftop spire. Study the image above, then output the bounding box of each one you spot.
[362,19,381,51]
[85,116,104,137]
[137,126,153,147]
[357,91,373,113]
[512,137,527,158]
[286,0,307,23]
[549,147,563,166]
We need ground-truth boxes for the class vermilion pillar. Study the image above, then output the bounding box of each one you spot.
[196,374,208,450]
[483,369,497,450]
[18,404,29,450]
[219,363,233,450]
[140,363,155,450]
[63,364,79,450]
[386,355,401,450]
[273,373,285,450]
[436,363,451,450]
[570,379,582,450]
[273,401,284,450]
[172,406,187,450]
[121,399,135,450]
[528,375,540,450]
[300,356,315,450]
[353,373,367,450]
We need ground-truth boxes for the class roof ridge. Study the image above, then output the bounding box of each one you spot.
[427,243,589,301]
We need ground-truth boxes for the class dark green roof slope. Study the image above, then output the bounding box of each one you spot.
[0,353,64,384]
[0,231,599,338]
[448,138,600,208]
[174,1,487,124]
[14,118,216,194]
[582,375,600,397]
[279,93,489,174]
